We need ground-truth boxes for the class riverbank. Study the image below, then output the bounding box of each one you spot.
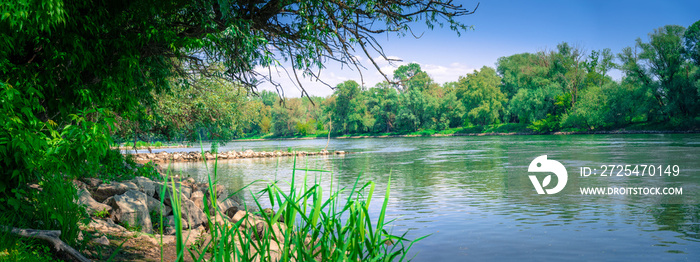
[129,149,348,164]
[234,128,700,142]
[112,145,190,150]
[71,174,287,261]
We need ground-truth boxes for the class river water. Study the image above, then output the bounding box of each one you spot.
[158,134,699,261]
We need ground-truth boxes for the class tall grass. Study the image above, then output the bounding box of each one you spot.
[164,151,424,261]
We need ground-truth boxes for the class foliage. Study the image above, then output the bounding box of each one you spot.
[619,24,700,120]
[1,174,90,247]
[95,149,160,182]
[166,156,424,262]
[1,0,475,221]
[456,66,507,125]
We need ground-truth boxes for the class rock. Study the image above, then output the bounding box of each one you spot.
[146,195,171,216]
[77,189,112,215]
[217,197,243,216]
[203,184,226,200]
[93,181,139,202]
[224,206,239,219]
[92,236,110,246]
[132,176,156,197]
[190,190,206,210]
[181,177,196,187]
[335,151,346,154]
[165,215,188,234]
[231,211,260,229]
[108,190,153,233]
[154,181,191,206]
[80,177,103,189]
[72,179,88,190]
[87,218,127,234]
[207,212,231,231]
[181,199,207,229]
[262,208,275,219]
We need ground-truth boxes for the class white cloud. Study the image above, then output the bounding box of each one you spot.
[420,62,475,84]
[253,57,476,97]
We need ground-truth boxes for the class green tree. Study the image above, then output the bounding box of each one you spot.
[0,0,477,247]
[619,24,699,119]
[496,53,545,99]
[367,83,399,133]
[508,84,563,124]
[456,66,507,125]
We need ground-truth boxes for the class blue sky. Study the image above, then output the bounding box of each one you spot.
[259,0,700,97]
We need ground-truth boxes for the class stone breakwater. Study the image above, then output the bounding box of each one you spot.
[130,149,348,163]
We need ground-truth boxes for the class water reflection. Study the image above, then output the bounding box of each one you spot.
[168,134,699,261]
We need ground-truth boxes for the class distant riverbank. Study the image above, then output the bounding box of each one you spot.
[235,129,700,142]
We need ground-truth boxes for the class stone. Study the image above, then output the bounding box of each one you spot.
[77,189,112,215]
[154,181,191,206]
[207,212,231,231]
[80,177,103,189]
[190,190,206,210]
[224,206,239,219]
[132,176,156,197]
[181,199,207,229]
[165,215,188,234]
[87,218,127,234]
[217,197,243,216]
[203,184,226,200]
[72,180,88,190]
[231,211,260,229]
[92,236,110,246]
[108,190,153,233]
[146,195,171,216]
[93,181,139,202]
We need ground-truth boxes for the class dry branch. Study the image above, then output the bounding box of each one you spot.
[2,226,91,262]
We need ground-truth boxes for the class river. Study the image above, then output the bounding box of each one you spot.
[154,134,699,261]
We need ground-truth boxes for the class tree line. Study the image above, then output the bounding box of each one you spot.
[129,21,698,141]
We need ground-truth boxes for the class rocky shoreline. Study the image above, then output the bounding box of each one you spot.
[74,175,290,261]
[130,149,348,163]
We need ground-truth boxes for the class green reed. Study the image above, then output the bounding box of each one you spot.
[164,147,424,261]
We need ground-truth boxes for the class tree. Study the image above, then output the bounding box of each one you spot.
[0,0,478,245]
[583,48,616,88]
[367,84,400,133]
[0,0,477,183]
[619,24,699,119]
[456,66,507,125]
[508,84,563,124]
[496,53,544,99]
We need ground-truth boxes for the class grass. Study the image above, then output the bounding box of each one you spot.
[161,145,424,261]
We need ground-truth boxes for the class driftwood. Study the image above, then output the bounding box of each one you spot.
[3,226,91,262]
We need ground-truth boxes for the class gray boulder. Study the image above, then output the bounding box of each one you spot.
[154,181,192,206]
[217,197,243,217]
[146,195,171,217]
[93,181,138,202]
[132,176,156,197]
[108,190,153,233]
[77,189,112,215]
[190,190,206,211]
[181,199,207,229]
